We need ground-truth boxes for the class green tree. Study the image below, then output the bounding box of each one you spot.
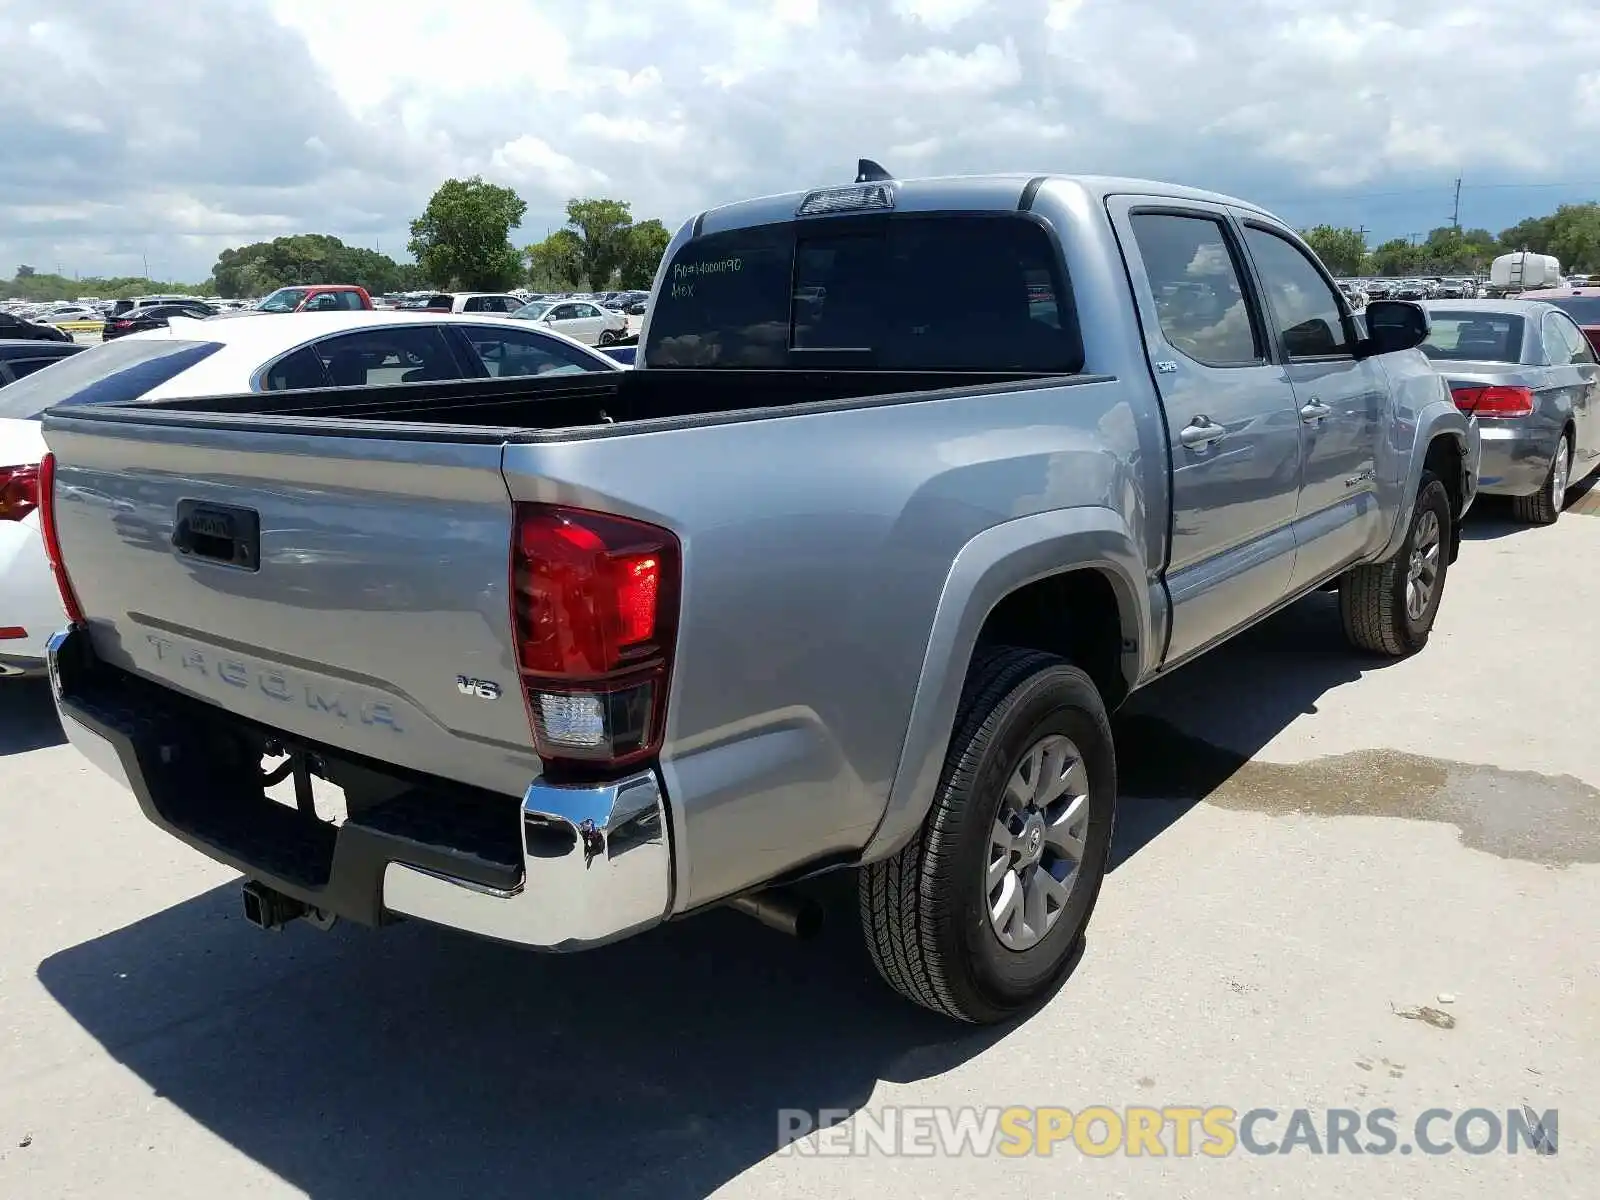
[1498,214,1554,255]
[563,198,634,290]
[1300,225,1368,275]
[524,229,584,291]
[1,271,207,302]
[408,176,528,290]
[1369,238,1420,277]
[1538,203,1600,273]
[210,234,419,297]
[619,219,671,288]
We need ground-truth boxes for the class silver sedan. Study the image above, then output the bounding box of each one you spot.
[1420,299,1600,523]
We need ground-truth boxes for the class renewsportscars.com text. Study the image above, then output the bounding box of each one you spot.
[777,1105,1559,1158]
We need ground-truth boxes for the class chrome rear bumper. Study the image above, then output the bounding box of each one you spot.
[382,771,673,951]
[48,627,674,952]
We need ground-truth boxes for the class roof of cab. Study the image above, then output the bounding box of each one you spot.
[693,172,1279,238]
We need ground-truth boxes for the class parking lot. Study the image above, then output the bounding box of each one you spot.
[0,491,1593,1197]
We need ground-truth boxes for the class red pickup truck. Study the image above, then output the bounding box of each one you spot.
[254,285,373,313]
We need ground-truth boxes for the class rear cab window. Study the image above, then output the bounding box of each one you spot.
[645,213,1082,372]
[0,339,222,419]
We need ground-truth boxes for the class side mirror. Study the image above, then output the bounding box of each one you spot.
[1358,299,1430,358]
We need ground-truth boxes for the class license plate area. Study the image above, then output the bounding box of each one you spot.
[173,499,260,570]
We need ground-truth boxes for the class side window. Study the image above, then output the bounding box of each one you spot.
[309,326,459,387]
[1129,213,1261,366]
[1540,317,1568,366]
[261,346,333,391]
[7,358,60,381]
[459,326,600,377]
[575,303,597,318]
[338,290,366,311]
[302,292,342,312]
[463,296,487,312]
[1242,226,1353,358]
[1555,314,1596,365]
[552,305,577,321]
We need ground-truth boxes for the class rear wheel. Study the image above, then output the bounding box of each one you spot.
[859,647,1117,1023]
[1339,471,1452,657]
[598,329,617,346]
[1511,434,1569,526]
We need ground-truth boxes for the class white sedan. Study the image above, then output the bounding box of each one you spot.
[0,310,619,677]
[511,298,631,346]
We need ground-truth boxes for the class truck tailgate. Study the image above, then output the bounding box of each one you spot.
[44,413,539,797]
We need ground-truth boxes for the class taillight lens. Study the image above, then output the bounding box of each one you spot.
[1451,385,1534,418]
[37,453,86,625]
[511,504,680,771]
[0,464,40,522]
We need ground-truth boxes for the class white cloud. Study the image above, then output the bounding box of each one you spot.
[890,41,1022,95]
[891,0,990,32]
[489,135,610,196]
[4,0,1600,282]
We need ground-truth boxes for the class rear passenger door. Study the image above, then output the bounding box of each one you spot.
[1109,199,1304,664]
[1237,221,1386,589]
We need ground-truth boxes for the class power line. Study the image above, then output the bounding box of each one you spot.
[1250,178,1600,208]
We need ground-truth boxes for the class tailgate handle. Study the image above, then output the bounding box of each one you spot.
[173,500,261,571]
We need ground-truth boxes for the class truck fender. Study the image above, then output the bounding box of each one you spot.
[1376,394,1476,563]
[858,506,1153,863]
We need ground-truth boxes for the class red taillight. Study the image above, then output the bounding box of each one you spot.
[36,453,85,625]
[510,504,680,771]
[0,463,40,522]
[110,318,133,330]
[1451,385,1534,418]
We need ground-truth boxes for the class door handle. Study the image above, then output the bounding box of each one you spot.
[1179,416,1227,449]
[1299,398,1332,423]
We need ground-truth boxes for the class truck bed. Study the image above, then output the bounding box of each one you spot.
[133,367,1056,436]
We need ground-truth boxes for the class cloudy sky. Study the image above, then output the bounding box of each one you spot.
[5,0,1600,284]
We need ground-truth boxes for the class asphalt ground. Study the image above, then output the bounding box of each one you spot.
[0,481,1593,1198]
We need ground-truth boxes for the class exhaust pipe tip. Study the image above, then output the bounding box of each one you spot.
[727,888,825,940]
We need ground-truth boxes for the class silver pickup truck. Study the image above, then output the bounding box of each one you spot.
[39,169,1478,1024]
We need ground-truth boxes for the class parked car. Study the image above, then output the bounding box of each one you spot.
[1421,299,1600,523]
[395,293,455,312]
[104,295,209,322]
[1509,287,1600,356]
[511,297,631,345]
[253,285,374,314]
[0,339,83,387]
[102,300,217,341]
[0,313,618,676]
[409,293,528,314]
[35,170,1475,1023]
[0,312,72,344]
[41,304,101,325]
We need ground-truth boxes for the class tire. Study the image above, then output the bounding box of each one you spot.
[598,329,617,346]
[1510,433,1570,526]
[1339,471,1452,657]
[859,646,1117,1023]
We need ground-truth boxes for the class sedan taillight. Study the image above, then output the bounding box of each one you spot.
[1451,385,1534,418]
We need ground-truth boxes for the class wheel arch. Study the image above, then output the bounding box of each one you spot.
[859,507,1154,863]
